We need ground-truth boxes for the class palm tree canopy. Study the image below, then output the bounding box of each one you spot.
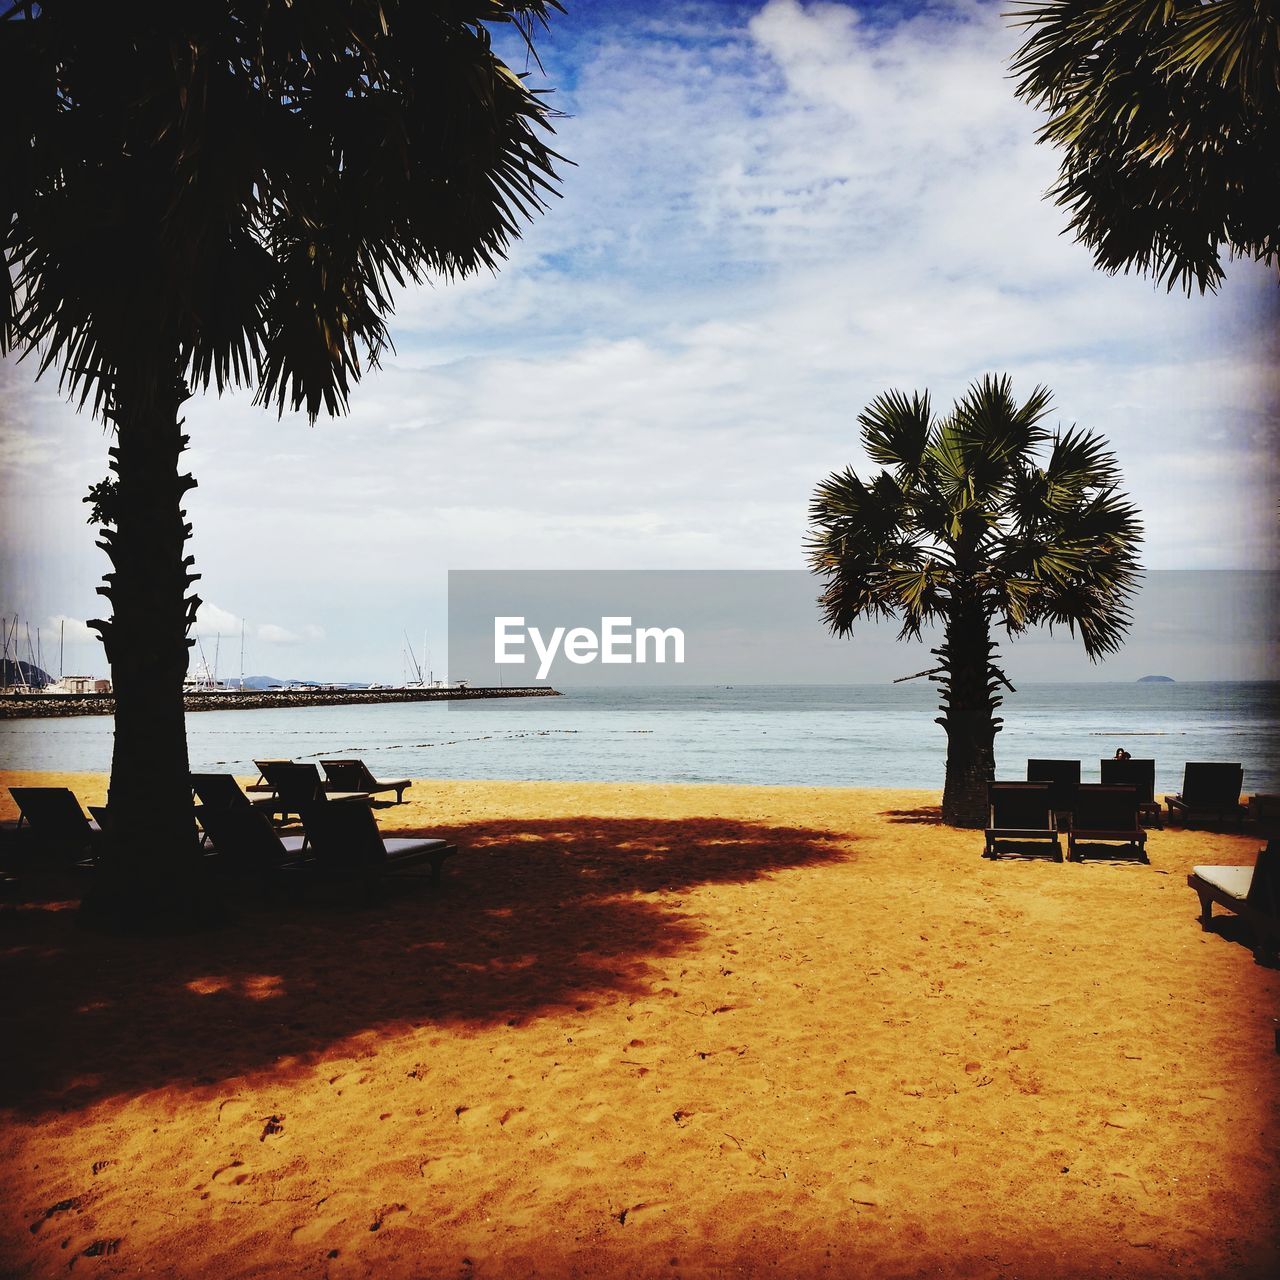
[807,375,1143,659]
[1,0,564,418]
[1008,0,1280,293]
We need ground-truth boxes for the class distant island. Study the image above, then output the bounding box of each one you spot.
[1137,675,1175,683]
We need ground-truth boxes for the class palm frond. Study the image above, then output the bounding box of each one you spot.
[4,0,567,422]
[1008,0,1279,292]
[1042,424,1124,499]
[857,388,934,481]
[807,374,1143,665]
[948,374,1053,495]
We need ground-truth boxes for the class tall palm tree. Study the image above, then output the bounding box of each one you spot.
[806,375,1143,827]
[1008,0,1280,293]
[1,0,564,929]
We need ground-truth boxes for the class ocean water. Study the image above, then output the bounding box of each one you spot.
[2,682,1277,795]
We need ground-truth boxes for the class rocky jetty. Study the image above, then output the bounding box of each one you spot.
[0,686,558,719]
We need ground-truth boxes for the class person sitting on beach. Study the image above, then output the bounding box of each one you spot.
[1114,747,1131,761]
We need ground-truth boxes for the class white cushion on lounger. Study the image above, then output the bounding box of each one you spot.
[383,838,451,857]
[281,835,308,856]
[1190,866,1254,901]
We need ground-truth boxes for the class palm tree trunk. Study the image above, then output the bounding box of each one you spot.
[935,601,1003,828]
[79,361,211,931]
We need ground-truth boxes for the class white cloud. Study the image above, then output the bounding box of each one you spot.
[257,622,325,645]
[193,601,242,638]
[45,615,98,644]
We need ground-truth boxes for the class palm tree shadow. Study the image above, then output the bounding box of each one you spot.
[0,814,852,1114]
[881,806,943,825]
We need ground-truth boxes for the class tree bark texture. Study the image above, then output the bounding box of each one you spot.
[935,598,1003,828]
[80,364,211,930]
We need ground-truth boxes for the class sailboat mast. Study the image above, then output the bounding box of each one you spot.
[403,631,423,684]
[240,620,245,692]
[194,634,210,687]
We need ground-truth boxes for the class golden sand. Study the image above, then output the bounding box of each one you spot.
[0,770,1276,1278]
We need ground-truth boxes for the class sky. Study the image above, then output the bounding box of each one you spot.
[1,0,1276,684]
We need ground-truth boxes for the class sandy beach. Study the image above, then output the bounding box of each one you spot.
[0,770,1276,1278]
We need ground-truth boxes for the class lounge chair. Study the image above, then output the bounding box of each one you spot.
[299,794,457,890]
[246,759,291,793]
[190,773,277,844]
[192,772,277,811]
[258,761,368,823]
[194,802,310,890]
[8,787,102,866]
[1067,784,1148,862]
[189,773,277,834]
[1248,794,1280,837]
[1026,759,1080,820]
[1099,758,1162,828]
[320,759,412,804]
[984,782,1061,860]
[1187,840,1279,964]
[1165,763,1245,830]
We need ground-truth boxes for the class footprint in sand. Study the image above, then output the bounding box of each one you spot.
[1103,1110,1146,1130]
[195,1160,253,1202]
[290,1213,347,1246]
[79,1238,122,1260]
[367,1203,408,1232]
[326,1071,369,1095]
[290,1201,409,1247]
[613,1200,667,1226]
[216,1099,252,1126]
[29,1196,83,1235]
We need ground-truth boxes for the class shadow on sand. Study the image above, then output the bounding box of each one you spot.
[983,840,1063,862]
[1196,912,1280,969]
[881,806,943,825]
[1067,841,1150,866]
[0,814,852,1114]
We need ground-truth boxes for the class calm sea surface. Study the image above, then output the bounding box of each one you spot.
[2,683,1277,795]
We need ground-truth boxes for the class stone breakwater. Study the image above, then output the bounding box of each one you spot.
[0,686,559,719]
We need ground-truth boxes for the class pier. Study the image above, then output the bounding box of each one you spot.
[0,686,559,719]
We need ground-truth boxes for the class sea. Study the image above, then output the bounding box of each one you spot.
[2,682,1278,796]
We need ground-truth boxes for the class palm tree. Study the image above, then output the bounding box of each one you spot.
[1008,0,1280,293]
[806,375,1143,827]
[1,1,564,929]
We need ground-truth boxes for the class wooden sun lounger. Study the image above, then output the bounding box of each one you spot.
[246,759,291,793]
[300,794,457,891]
[1100,757,1162,828]
[1165,762,1244,830]
[320,759,412,804]
[1187,841,1279,964]
[257,761,368,823]
[984,782,1061,860]
[9,786,102,867]
[1027,758,1080,820]
[191,773,288,846]
[194,802,311,895]
[1067,784,1147,862]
